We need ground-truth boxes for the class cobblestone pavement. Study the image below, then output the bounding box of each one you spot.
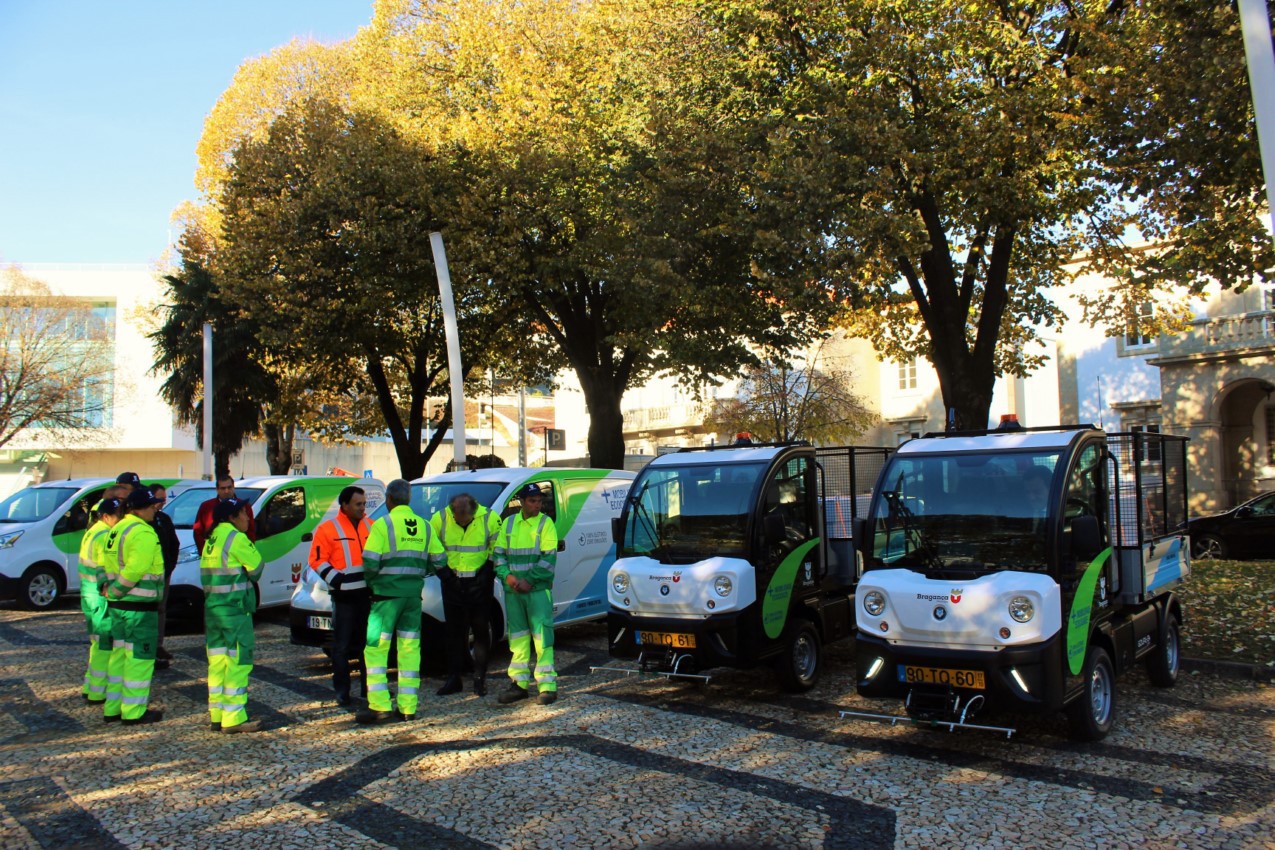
[0,604,1272,850]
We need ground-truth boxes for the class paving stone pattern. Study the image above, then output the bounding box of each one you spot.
[0,605,1272,850]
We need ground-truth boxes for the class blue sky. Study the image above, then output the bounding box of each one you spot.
[0,1,374,265]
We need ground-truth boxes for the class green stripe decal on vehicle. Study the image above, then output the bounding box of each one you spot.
[762,538,820,640]
[1066,546,1113,675]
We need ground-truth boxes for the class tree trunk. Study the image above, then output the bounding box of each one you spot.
[214,451,230,481]
[578,376,626,470]
[263,422,294,475]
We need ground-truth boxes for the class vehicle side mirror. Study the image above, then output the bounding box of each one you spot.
[1071,515,1102,561]
[1236,506,1253,518]
[763,510,786,545]
[301,532,313,542]
[557,540,566,552]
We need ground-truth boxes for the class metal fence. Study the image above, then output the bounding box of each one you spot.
[817,446,893,539]
[1106,431,1190,548]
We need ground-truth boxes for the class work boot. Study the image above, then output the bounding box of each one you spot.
[122,709,164,726]
[335,691,352,707]
[153,658,171,670]
[355,709,399,725]
[473,676,487,697]
[103,714,121,724]
[398,712,416,722]
[222,720,265,734]
[537,690,558,706]
[497,683,530,704]
[436,676,463,696]
[156,647,174,661]
[209,722,220,732]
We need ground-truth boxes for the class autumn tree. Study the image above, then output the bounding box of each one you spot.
[215,97,537,478]
[0,266,114,448]
[704,344,877,444]
[360,0,841,468]
[689,0,1273,430]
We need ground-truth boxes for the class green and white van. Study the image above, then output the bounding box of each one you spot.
[290,466,633,653]
[165,475,386,618]
[0,477,200,610]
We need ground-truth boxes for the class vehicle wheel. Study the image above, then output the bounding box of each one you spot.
[1067,646,1117,741]
[20,565,63,611]
[1146,613,1181,688]
[775,619,821,693]
[1190,534,1226,560]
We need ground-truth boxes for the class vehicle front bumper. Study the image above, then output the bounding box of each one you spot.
[854,631,1068,715]
[607,607,764,670]
[289,605,334,650]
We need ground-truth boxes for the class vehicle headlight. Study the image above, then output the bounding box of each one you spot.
[863,590,886,616]
[0,530,23,549]
[713,575,733,597]
[612,572,629,594]
[176,544,199,564]
[1008,596,1034,623]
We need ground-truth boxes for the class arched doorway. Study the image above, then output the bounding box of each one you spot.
[1217,378,1275,507]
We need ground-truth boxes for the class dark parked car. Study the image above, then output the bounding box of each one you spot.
[1187,491,1275,559]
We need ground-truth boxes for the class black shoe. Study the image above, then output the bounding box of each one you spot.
[399,712,416,722]
[104,714,121,724]
[122,709,164,725]
[355,709,398,725]
[222,720,265,734]
[82,694,103,704]
[436,676,462,696]
[497,683,530,704]
[473,677,487,697]
[156,647,174,661]
[336,692,352,707]
[537,690,558,706]
[153,659,171,670]
[210,722,221,732]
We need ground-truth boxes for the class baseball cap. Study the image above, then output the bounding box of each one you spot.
[516,483,544,499]
[116,472,142,487]
[214,497,246,523]
[125,489,163,510]
[97,497,124,516]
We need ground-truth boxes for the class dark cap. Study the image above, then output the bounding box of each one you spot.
[116,472,142,487]
[97,497,124,516]
[516,483,543,499]
[214,497,247,524]
[125,489,162,510]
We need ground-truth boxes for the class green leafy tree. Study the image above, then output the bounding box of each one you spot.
[688,0,1273,430]
[148,253,275,478]
[216,97,535,478]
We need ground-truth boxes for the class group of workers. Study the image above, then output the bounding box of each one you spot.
[309,478,559,724]
[77,473,561,732]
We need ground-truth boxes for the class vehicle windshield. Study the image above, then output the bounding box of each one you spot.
[866,450,1061,574]
[369,482,509,522]
[0,487,77,523]
[617,462,764,564]
[164,487,266,528]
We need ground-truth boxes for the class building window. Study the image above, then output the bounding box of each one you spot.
[1124,301,1154,349]
[897,359,917,390]
[1266,407,1275,464]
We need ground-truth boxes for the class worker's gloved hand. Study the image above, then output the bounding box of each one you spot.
[516,579,533,594]
[329,573,345,591]
[505,574,519,590]
[437,566,458,587]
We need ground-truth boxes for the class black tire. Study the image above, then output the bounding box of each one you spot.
[1191,534,1226,560]
[20,564,63,611]
[775,619,821,693]
[1067,646,1117,741]
[1146,613,1181,688]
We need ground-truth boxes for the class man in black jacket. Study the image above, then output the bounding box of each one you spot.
[147,483,181,669]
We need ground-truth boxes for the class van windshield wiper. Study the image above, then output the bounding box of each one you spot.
[626,479,663,552]
[882,489,944,570]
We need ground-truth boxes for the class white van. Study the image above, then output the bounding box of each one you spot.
[290,467,633,655]
[164,476,386,618]
[0,477,201,610]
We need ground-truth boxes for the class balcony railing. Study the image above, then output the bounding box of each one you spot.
[622,404,707,432]
[1157,311,1275,359]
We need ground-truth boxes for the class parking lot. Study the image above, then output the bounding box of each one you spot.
[0,604,1272,850]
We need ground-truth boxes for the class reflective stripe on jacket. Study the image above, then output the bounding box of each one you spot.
[200,521,264,607]
[493,512,558,592]
[363,505,445,598]
[102,514,163,603]
[429,505,499,573]
[308,513,372,593]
